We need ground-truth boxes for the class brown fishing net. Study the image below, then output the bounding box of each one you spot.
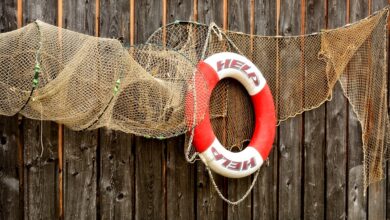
[0,7,388,189]
[147,7,390,188]
[0,21,209,138]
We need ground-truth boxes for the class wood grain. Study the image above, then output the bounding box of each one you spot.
[303,0,326,219]
[0,2,19,219]
[0,0,388,219]
[347,1,368,219]
[63,130,97,219]
[0,115,19,220]
[326,1,347,219]
[22,1,59,219]
[98,0,134,219]
[99,129,134,220]
[134,0,166,219]
[196,1,225,219]
[166,1,196,219]
[226,0,252,219]
[62,0,97,219]
[252,1,279,219]
[368,2,388,219]
[278,0,303,219]
[252,1,278,219]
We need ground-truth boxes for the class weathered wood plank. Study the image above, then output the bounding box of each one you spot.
[165,1,195,219]
[368,180,386,220]
[23,120,59,220]
[252,1,278,219]
[135,137,166,219]
[347,1,368,219]
[135,0,163,44]
[98,1,134,219]
[0,1,19,219]
[196,1,225,219]
[0,115,19,220]
[63,130,97,219]
[22,1,59,219]
[387,164,389,220]
[226,0,252,219]
[303,0,326,219]
[367,1,388,219]
[99,0,130,41]
[62,0,97,219]
[278,0,303,219]
[166,137,195,220]
[62,0,95,35]
[134,1,166,219]
[326,1,347,219]
[197,0,223,26]
[99,129,133,220]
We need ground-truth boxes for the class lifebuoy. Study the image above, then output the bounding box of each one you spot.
[188,52,276,178]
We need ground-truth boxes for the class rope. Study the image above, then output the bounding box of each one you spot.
[184,51,199,163]
[206,164,260,205]
[39,102,44,158]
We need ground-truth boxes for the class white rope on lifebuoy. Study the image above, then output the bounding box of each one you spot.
[188,52,276,178]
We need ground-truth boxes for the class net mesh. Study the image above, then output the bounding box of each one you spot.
[147,8,390,188]
[0,7,388,189]
[0,21,209,138]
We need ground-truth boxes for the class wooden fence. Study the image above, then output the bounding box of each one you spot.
[0,0,389,219]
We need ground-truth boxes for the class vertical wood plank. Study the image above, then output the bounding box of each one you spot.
[303,0,326,219]
[368,180,386,220]
[252,1,278,219]
[326,1,347,219]
[98,1,134,219]
[134,0,166,219]
[62,0,97,219]
[278,0,303,219]
[99,130,133,220]
[165,1,196,219]
[0,120,20,220]
[0,1,19,219]
[22,1,59,219]
[197,0,223,26]
[23,120,59,219]
[134,138,165,219]
[347,1,368,219]
[166,137,195,220]
[226,0,252,219]
[387,164,389,220]
[196,1,225,219]
[63,131,97,219]
[368,2,388,219]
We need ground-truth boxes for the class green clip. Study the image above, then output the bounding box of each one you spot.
[32,63,41,87]
[34,63,41,72]
[113,78,121,95]
[157,136,164,140]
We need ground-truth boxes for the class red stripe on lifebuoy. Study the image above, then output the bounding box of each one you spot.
[193,112,214,153]
[186,61,219,152]
[197,61,220,89]
[192,61,219,153]
[249,85,276,159]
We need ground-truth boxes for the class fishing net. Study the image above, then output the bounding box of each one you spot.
[0,20,209,138]
[0,7,388,189]
[147,7,390,188]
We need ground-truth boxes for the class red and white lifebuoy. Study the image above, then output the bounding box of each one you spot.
[188,52,276,178]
